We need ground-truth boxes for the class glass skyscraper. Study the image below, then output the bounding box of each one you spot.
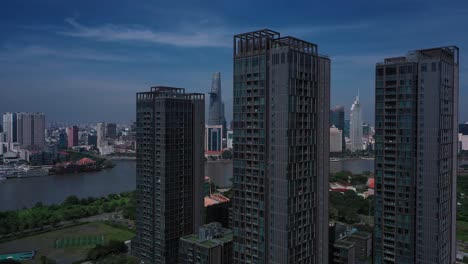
[374,47,459,263]
[232,29,330,264]
[133,87,205,264]
[330,106,345,151]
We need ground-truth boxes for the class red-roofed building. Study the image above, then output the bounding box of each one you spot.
[367,178,375,189]
[76,157,96,166]
[204,193,231,227]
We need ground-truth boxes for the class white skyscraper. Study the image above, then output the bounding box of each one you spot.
[2,112,17,143]
[350,96,362,151]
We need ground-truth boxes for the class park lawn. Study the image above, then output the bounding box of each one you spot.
[458,221,468,242]
[0,222,135,264]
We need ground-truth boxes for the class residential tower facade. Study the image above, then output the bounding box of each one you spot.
[374,47,459,263]
[232,29,330,264]
[133,86,205,264]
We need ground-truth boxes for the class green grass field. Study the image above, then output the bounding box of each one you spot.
[55,235,105,248]
[0,222,135,264]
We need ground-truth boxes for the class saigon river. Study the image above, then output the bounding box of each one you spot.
[0,159,375,211]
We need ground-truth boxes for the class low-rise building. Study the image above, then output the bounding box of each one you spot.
[348,231,372,264]
[333,239,356,264]
[179,222,233,264]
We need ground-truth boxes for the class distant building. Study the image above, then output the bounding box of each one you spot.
[459,133,468,151]
[330,106,345,150]
[57,130,68,149]
[179,222,233,264]
[344,120,350,138]
[106,123,117,139]
[348,232,372,264]
[20,112,45,148]
[205,125,223,152]
[2,112,17,143]
[332,240,356,264]
[208,72,225,128]
[362,123,371,137]
[3,112,45,148]
[133,87,205,264]
[96,122,106,146]
[350,97,362,151]
[459,123,468,135]
[330,125,343,153]
[96,122,112,154]
[87,134,97,146]
[67,126,79,147]
[226,130,233,149]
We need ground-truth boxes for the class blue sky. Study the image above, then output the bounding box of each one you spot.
[0,0,467,125]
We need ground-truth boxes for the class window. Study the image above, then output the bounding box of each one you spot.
[431,62,437,72]
[421,63,427,72]
[399,66,407,74]
[385,67,397,75]
[376,68,384,76]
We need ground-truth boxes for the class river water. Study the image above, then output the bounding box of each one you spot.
[0,159,374,211]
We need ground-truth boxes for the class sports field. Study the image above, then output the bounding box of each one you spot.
[55,235,105,248]
[0,222,134,263]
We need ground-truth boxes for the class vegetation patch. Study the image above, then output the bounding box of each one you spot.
[55,235,105,249]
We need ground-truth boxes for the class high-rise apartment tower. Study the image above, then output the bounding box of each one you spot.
[232,29,330,264]
[374,47,459,263]
[133,86,205,264]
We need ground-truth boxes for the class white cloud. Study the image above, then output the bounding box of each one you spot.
[0,44,173,63]
[59,18,375,49]
[60,18,232,48]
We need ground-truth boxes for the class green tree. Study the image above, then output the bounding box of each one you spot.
[64,195,80,205]
[222,150,233,160]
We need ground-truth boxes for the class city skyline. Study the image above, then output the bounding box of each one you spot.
[1,1,467,124]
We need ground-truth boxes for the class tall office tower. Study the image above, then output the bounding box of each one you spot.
[232,29,330,264]
[133,87,205,264]
[344,120,350,138]
[222,102,228,139]
[58,131,68,149]
[16,112,45,148]
[67,125,79,147]
[208,72,225,127]
[96,122,106,147]
[205,125,223,152]
[106,123,117,139]
[349,96,362,151]
[374,47,459,263]
[2,112,17,143]
[330,106,345,150]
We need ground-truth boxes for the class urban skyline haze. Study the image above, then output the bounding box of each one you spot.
[0,0,467,124]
